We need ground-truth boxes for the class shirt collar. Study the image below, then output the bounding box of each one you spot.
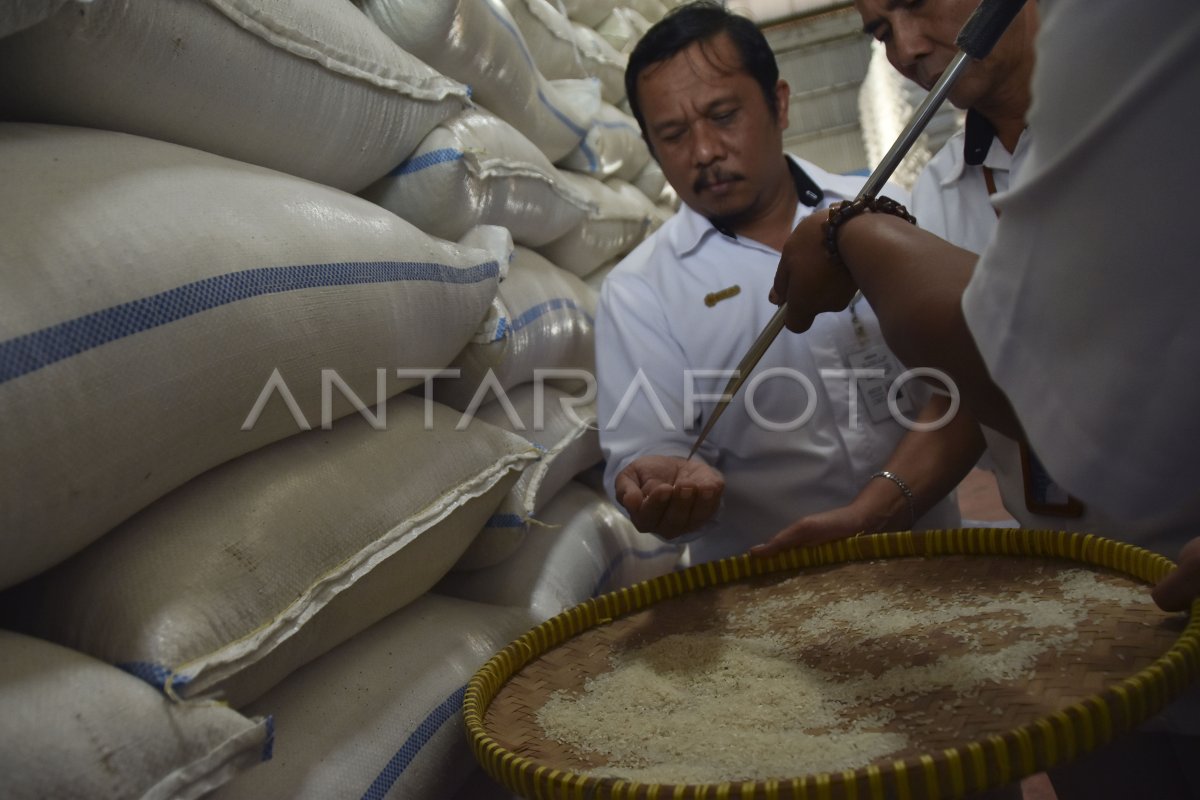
[963,107,996,167]
[788,157,826,209]
[937,109,1023,187]
[669,155,825,255]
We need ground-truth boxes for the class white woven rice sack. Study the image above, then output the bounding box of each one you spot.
[625,0,670,24]
[633,158,667,200]
[634,161,682,209]
[536,171,652,277]
[438,482,682,621]
[500,0,587,80]
[360,0,597,162]
[212,595,533,800]
[0,123,509,590]
[572,22,628,104]
[584,257,621,293]
[661,181,683,209]
[607,176,671,232]
[1,395,538,708]
[596,6,652,54]
[1,0,67,37]
[560,102,651,182]
[1,630,271,800]
[454,384,602,570]
[0,0,467,192]
[559,0,618,27]
[361,108,591,246]
[436,246,598,410]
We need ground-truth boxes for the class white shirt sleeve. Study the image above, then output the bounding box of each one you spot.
[595,270,714,498]
[963,0,1200,535]
[909,158,951,240]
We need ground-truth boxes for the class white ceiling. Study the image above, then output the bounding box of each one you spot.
[727,0,845,24]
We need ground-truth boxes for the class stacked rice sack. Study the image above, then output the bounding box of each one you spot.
[0,0,469,191]
[0,2,506,796]
[353,0,677,581]
[360,107,593,247]
[0,121,513,586]
[597,6,654,54]
[560,102,651,181]
[342,2,686,794]
[357,0,599,162]
[0,0,682,796]
[1,630,274,800]
[536,170,653,277]
[209,594,537,800]
[498,1,681,259]
[499,0,591,81]
[439,482,682,622]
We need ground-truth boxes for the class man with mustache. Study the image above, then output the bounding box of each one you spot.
[594,1,982,565]
[864,0,1038,256]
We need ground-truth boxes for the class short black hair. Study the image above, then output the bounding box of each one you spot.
[625,1,780,139]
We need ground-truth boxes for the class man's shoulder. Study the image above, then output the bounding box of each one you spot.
[605,213,687,285]
[915,128,968,189]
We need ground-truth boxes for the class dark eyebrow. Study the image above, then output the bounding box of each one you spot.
[861,0,905,35]
[649,120,685,138]
[649,94,740,135]
[701,96,739,115]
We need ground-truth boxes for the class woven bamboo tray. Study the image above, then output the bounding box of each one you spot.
[465,529,1200,800]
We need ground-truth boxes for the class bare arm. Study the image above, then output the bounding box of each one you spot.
[751,394,985,556]
[771,211,1023,439]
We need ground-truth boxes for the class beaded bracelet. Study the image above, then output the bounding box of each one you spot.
[822,196,917,265]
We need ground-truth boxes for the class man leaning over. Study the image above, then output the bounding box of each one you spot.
[594,1,982,566]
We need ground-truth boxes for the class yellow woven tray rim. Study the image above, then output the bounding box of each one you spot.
[465,529,1200,800]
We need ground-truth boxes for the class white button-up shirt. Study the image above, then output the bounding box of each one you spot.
[910,115,1030,256]
[596,155,960,565]
[911,116,1158,546]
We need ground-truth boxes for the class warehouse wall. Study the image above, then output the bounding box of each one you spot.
[765,3,963,185]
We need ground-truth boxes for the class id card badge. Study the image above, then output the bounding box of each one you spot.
[846,344,915,426]
[1019,440,1085,517]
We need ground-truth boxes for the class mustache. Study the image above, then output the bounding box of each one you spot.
[693,168,742,193]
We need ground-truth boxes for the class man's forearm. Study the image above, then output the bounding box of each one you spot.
[838,214,1023,438]
[852,394,986,530]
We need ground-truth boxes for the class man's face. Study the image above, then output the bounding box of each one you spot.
[853,0,1036,112]
[635,33,789,226]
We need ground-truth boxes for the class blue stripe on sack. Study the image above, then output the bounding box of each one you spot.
[480,0,590,140]
[577,139,600,172]
[484,513,527,530]
[592,120,640,133]
[388,147,465,177]
[510,298,594,336]
[261,715,276,762]
[0,259,500,386]
[490,316,510,343]
[590,544,683,598]
[482,0,536,72]
[535,85,591,139]
[360,685,466,800]
[117,661,192,693]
